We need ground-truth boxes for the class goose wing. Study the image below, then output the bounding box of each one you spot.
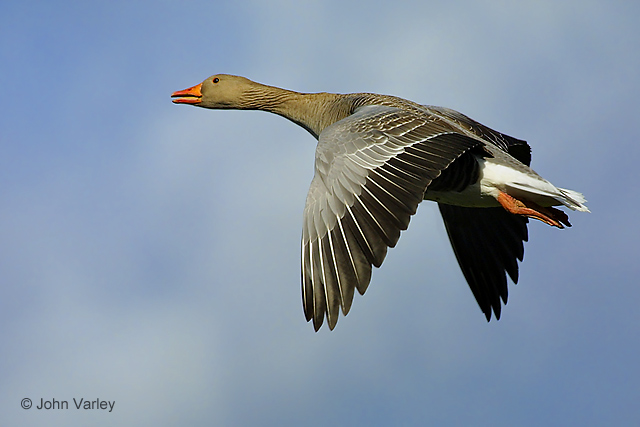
[438,204,529,321]
[302,105,483,330]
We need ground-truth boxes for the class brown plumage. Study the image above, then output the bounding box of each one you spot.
[172,74,588,331]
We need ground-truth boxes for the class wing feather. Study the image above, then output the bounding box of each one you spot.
[438,204,528,321]
[302,105,481,330]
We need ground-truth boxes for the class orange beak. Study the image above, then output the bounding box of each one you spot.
[171,83,203,104]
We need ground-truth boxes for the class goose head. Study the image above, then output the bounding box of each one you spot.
[171,74,257,109]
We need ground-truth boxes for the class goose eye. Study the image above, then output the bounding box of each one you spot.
[212,77,220,83]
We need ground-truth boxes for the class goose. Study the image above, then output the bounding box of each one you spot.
[171,74,589,331]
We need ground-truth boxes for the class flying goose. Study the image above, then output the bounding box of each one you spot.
[171,74,589,331]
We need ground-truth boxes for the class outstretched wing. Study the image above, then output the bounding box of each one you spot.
[302,105,482,331]
[438,204,529,321]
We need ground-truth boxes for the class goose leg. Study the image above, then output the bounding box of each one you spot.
[497,191,571,229]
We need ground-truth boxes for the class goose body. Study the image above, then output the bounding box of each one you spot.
[172,74,589,331]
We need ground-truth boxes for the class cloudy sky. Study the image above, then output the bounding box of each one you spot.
[2,1,638,425]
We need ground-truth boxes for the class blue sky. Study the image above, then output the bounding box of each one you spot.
[1,1,639,425]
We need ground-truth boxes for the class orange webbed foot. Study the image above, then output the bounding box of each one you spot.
[497,191,571,228]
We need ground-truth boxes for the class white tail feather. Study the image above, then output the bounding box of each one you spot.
[506,181,590,212]
[558,188,590,212]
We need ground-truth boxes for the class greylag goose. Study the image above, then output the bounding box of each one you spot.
[172,74,589,331]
